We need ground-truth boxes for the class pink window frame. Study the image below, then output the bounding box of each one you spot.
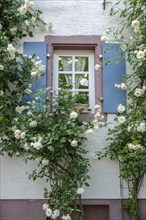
[45,35,103,109]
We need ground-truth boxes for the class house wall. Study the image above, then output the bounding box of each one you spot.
[1,0,146,217]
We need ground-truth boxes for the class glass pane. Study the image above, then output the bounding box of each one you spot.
[59,74,72,88]
[59,56,72,71]
[75,57,88,72]
[74,92,89,104]
[75,74,89,89]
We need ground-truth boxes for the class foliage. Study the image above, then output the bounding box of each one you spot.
[0,0,46,131]
[0,1,104,219]
[94,1,146,219]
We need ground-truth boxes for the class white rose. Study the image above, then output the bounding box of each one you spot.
[7,44,16,54]
[15,106,25,114]
[134,88,144,97]
[31,71,37,77]
[53,209,60,218]
[42,159,49,166]
[0,90,4,96]
[136,51,145,59]
[80,78,88,87]
[27,110,32,116]
[24,88,32,95]
[10,27,17,35]
[46,208,52,217]
[20,132,26,139]
[29,121,37,127]
[95,64,101,71]
[24,143,30,151]
[94,104,101,112]
[31,141,43,150]
[18,6,27,15]
[14,129,21,136]
[42,203,48,211]
[106,29,110,34]
[137,123,146,133]
[24,20,30,26]
[0,65,4,70]
[117,116,126,124]
[128,143,134,150]
[120,83,127,90]
[70,111,78,119]
[117,104,125,113]
[77,187,84,195]
[94,125,99,131]
[85,129,93,135]
[131,20,140,28]
[62,214,71,220]
[94,112,101,119]
[71,140,78,147]
[101,35,107,42]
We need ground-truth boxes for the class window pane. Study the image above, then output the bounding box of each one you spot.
[75,74,89,89]
[59,74,72,88]
[59,56,72,71]
[74,92,89,104]
[75,57,88,72]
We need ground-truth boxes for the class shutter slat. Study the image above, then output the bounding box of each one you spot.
[102,43,126,113]
[23,42,47,108]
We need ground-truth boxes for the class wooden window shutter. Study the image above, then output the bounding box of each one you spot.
[102,43,126,113]
[23,42,47,108]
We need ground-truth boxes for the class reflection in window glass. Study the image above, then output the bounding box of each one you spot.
[75,57,88,72]
[59,56,72,71]
[58,74,72,88]
[75,74,89,89]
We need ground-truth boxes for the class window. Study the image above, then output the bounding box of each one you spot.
[23,36,126,115]
[53,50,95,111]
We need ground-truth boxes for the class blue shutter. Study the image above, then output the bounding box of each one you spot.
[23,42,47,108]
[102,43,126,113]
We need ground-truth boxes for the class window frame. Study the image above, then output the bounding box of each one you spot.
[45,35,104,114]
[53,50,95,110]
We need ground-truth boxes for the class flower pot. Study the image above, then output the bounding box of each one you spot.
[74,103,89,112]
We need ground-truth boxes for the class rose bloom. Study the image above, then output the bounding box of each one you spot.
[120,83,127,90]
[131,20,140,28]
[62,214,71,220]
[70,111,78,119]
[77,187,84,195]
[0,64,4,70]
[95,64,101,71]
[29,120,37,127]
[94,104,101,112]
[117,116,126,124]
[117,104,125,113]
[136,50,145,59]
[85,129,93,135]
[134,88,144,97]
[46,208,52,217]
[42,159,49,166]
[101,35,107,41]
[42,203,48,211]
[71,140,78,147]
[80,78,88,87]
[94,125,99,131]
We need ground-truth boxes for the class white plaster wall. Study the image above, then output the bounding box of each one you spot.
[1,0,146,200]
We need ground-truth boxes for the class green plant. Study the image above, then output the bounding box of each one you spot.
[74,93,88,105]
[94,1,146,219]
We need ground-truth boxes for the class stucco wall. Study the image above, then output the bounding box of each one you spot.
[1,0,146,200]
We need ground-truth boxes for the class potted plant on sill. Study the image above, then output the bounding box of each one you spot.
[74,93,89,112]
